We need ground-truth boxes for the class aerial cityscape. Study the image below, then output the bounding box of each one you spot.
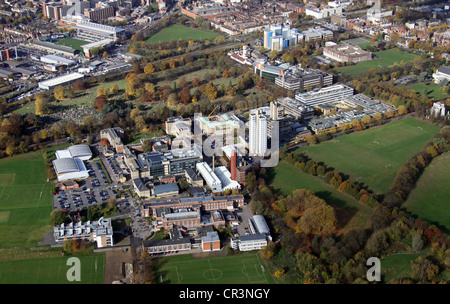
[0,0,448,291]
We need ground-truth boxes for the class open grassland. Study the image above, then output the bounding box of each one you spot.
[146,24,219,45]
[0,254,105,284]
[336,49,419,77]
[0,147,60,248]
[157,253,275,284]
[270,161,373,233]
[403,152,450,232]
[295,118,440,194]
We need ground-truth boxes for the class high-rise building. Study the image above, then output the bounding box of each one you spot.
[263,24,302,52]
[248,110,267,157]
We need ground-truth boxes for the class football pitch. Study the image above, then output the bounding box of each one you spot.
[0,148,56,248]
[0,255,105,284]
[158,253,275,284]
[296,117,440,194]
[146,24,219,45]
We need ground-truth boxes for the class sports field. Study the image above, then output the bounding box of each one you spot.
[56,38,89,51]
[0,147,58,248]
[157,253,275,284]
[403,152,450,232]
[296,118,440,194]
[146,24,219,45]
[336,49,419,77]
[0,254,105,284]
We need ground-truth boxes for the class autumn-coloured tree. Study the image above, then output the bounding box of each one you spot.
[204,83,218,100]
[35,94,48,116]
[178,86,191,104]
[94,95,108,111]
[144,63,155,74]
[192,77,201,87]
[54,85,65,101]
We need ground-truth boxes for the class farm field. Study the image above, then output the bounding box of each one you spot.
[270,161,373,233]
[146,24,219,45]
[336,49,419,77]
[403,152,450,232]
[0,254,105,284]
[0,146,61,248]
[295,117,440,194]
[157,253,275,284]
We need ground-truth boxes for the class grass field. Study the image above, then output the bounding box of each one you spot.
[56,38,89,51]
[146,24,219,45]
[295,117,440,194]
[0,254,105,284]
[0,147,61,248]
[157,253,275,284]
[403,152,450,232]
[403,82,448,100]
[336,49,419,77]
[270,161,373,233]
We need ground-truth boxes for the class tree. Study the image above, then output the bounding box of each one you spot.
[109,84,119,95]
[94,95,108,111]
[269,50,278,60]
[204,83,218,100]
[411,257,439,282]
[142,139,153,153]
[412,233,424,253]
[35,94,48,116]
[97,86,108,97]
[144,63,155,74]
[54,85,65,100]
[398,105,408,115]
[50,209,67,226]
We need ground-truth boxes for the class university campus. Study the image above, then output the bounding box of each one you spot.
[0,0,449,291]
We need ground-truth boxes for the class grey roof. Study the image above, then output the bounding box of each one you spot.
[252,215,270,235]
[154,183,179,195]
[52,158,79,174]
[133,178,149,192]
[437,66,450,76]
[239,234,267,242]
[68,144,92,158]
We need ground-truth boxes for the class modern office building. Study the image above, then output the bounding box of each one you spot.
[275,68,333,92]
[248,110,267,157]
[253,59,290,81]
[137,146,202,178]
[195,114,243,136]
[263,23,303,52]
[432,66,450,84]
[295,84,354,107]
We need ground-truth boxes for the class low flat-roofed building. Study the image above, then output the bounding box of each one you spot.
[55,144,92,161]
[40,54,76,66]
[52,157,89,181]
[201,231,221,252]
[38,72,85,90]
[153,183,179,198]
[323,43,372,63]
[231,234,268,251]
[29,40,76,56]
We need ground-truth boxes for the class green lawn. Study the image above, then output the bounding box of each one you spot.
[0,254,105,284]
[157,253,275,284]
[404,82,448,100]
[336,49,419,77]
[146,24,219,45]
[0,148,58,248]
[403,151,450,232]
[296,117,440,194]
[56,38,89,51]
[271,161,373,232]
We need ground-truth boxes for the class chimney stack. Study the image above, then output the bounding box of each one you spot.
[231,150,237,181]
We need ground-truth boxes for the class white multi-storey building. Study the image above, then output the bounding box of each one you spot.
[263,23,302,52]
[248,110,267,157]
[294,84,354,107]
